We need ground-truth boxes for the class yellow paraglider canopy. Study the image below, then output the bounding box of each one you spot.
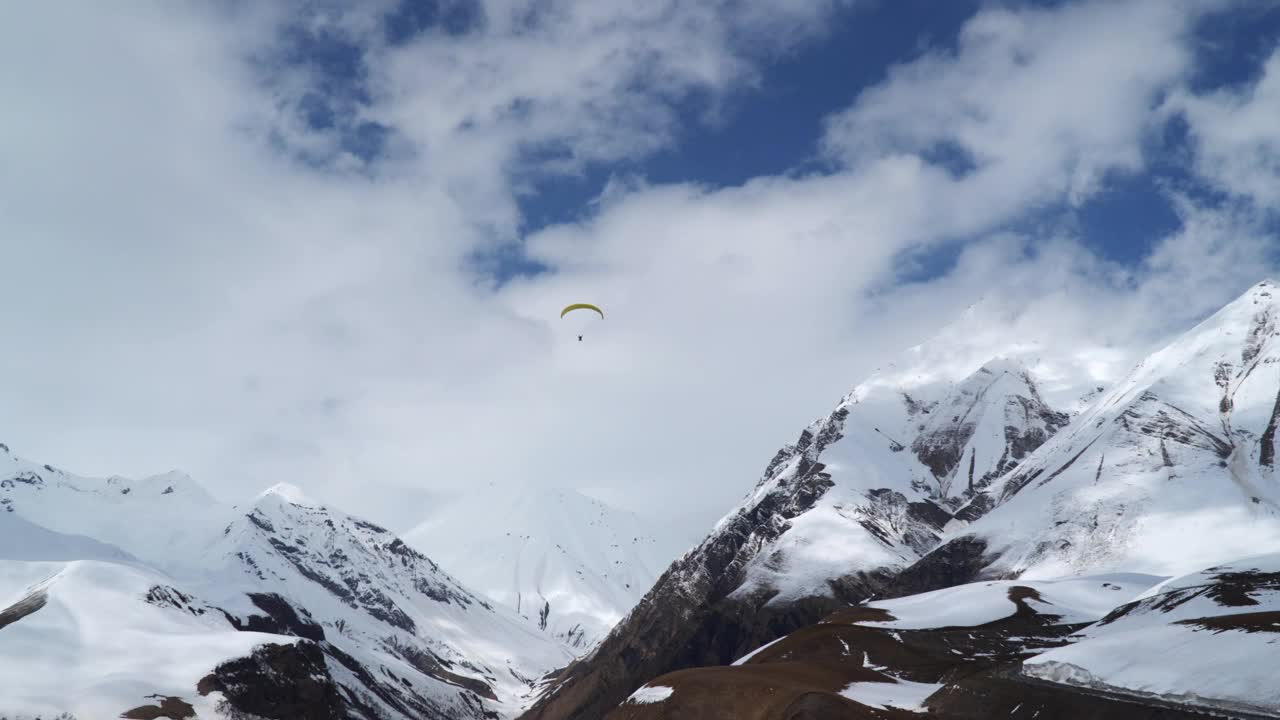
[560,303,604,319]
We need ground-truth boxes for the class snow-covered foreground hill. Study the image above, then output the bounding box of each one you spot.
[0,450,573,719]
[0,556,297,719]
[404,486,674,652]
[1024,553,1280,716]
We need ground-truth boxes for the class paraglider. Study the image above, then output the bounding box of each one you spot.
[561,303,603,341]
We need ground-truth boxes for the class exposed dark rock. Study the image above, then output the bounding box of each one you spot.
[324,643,469,720]
[1098,568,1280,627]
[1175,610,1280,634]
[384,635,499,701]
[1119,394,1232,459]
[901,392,936,417]
[1260,386,1280,468]
[952,492,993,523]
[878,536,1001,600]
[854,489,948,555]
[1002,437,1099,499]
[906,499,951,532]
[1243,309,1275,367]
[145,586,205,617]
[913,368,1067,495]
[1,471,43,489]
[352,518,390,534]
[120,695,195,720]
[198,642,345,720]
[0,589,47,631]
[246,510,276,533]
[220,593,326,642]
[912,425,972,483]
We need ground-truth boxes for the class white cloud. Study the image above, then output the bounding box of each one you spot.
[823,0,1209,206]
[0,0,1274,539]
[1170,48,1280,208]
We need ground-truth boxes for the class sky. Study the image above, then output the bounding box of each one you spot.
[2,0,1280,540]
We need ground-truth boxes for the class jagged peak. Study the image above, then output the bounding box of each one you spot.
[1244,277,1278,299]
[975,356,1032,377]
[1189,278,1280,327]
[253,482,319,509]
[1092,279,1280,408]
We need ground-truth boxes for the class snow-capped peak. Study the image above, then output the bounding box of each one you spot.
[922,279,1280,583]
[404,484,672,651]
[253,481,318,508]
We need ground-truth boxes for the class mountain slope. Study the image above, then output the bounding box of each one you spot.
[0,557,302,719]
[201,484,574,718]
[0,455,572,719]
[404,486,671,651]
[893,280,1280,593]
[611,557,1280,719]
[602,570,1243,720]
[523,356,1070,720]
[1022,553,1280,716]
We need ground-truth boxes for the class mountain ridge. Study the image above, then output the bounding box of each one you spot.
[522,279,1280,720]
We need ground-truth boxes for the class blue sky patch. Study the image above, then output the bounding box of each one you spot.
[270,0,1280,284]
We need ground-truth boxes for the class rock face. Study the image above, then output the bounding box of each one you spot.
[198,642,346,720]
[202,486,573,719]
[523,358,1069,720]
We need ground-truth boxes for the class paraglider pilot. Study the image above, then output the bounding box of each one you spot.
[561,303,603,343]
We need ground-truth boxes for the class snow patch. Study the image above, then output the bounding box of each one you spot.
[625,684,674,705]
[863,574,1161,629]
[732,635,786,665]
[840,676,943,712]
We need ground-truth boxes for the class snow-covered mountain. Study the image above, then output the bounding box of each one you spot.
[0,554,304,719]
[524,353,1073,719]
[895,278,1280,590]
[404,486,672,651]
[201,484,575,718]
[0,449,572,719]
[524,280,1280,720]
